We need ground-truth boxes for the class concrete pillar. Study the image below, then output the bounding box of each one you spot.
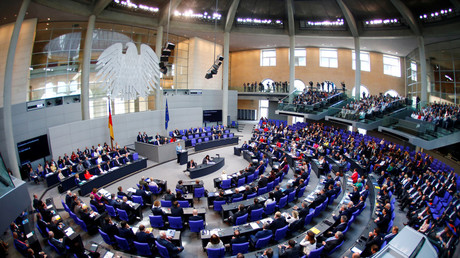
[288,35,295,103]
[155,26,163,110]
[81,14,96,120]
[418,36,428,106]
[2,0,31,178]
[222,32,230,126]
[354,37,361,100]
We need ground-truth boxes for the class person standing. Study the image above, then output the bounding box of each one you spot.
[176,142,182,163]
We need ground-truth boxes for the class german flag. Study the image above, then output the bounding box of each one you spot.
[108,100,114,140]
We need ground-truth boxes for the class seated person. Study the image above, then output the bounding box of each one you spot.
[135,224,155,246]
[248,198,263,215]
[117,186,128,198]
[117,220,135,244]
[48,231,67,254]
[214,191,228,203]
[231,229,247,244]
[318,216,348,242]
[278,239,301,257]
[151,200,166,217]
[164,189,176,202]
[175,180,187,194]
[308,189,327,209]
[202,155,211,165]
[269,212,288,233]
[156,230,184,257]
[361,227,384,257]
[205,234,224,250]
[89,195,105,213]
[250,223,272,245]
[83,170,93,180]
[187,159,197,170]
[228,204,247,225]
[119,197,136,222]
[318,231,344,254]
[189,209,203,222]
[101,217,119,242]
[80,206,98,234]
[170,201,184,217]
[230,189,243,203]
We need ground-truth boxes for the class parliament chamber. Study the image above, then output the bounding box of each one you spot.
[0,1,460,258]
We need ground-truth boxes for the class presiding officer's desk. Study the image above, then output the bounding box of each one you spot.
[78,157,147,196]
[194,136,239,151]
[135,140,185,163]
[188,157,225,179]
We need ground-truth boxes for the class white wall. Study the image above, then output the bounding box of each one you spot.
[188,37,223,90]
[48,107,202,159]
[161,89,237,122]
[0,19,36,107]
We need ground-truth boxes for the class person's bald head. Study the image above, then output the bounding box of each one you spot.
[193,209,198,216]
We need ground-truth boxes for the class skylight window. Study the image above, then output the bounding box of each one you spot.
[300,18,344,28]
[364,18,400,26]
[236,17,283,27]
[113,0,159,13]
[174,10,222,20]
[419,8,455,22]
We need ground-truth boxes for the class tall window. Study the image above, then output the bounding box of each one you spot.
[260,49,276,66]
[383,55,401,77]
[259,100,269,119]
[385,90,399,97]
[411,61,417,81]
[320,48,338,68]
[352,51,370,72]
[294,79,306,91]
[294,48,306,66]
[292,116,304,124]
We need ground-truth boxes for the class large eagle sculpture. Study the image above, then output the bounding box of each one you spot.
[96,42,161,100]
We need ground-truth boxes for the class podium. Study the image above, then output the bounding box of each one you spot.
[179,150,188,165]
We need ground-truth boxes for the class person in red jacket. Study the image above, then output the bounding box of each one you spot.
[351,169,359,184]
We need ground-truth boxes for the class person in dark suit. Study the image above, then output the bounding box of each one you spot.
[164,189,176,202]
[295,202,310,219]
[170,201,184,217]
[243,185,255,199]
[214,191,228,203]
[279,239,301,258]
[273,185,285,203]
[361,227,384,257]
[269,212,288,233]
[228,204,247,225]
[323,175,334,190]
[320,231,344,254]
[247,198,263,215]
[152,200,166,217]
[230,189,243,203]
[135,185,151,204]
[117,186,128,198]
[325,184,335,199]
[90,194,105,213]
[187,159,197,171]
[319,216,348,241]
[137,132,143,142]
[284,184,295,196]
[230,229,247,245]
[47,218,65,239]
[250,223,272,245]
[101,217,119,242]
[135,224,155,246]
[374,208,391,232]
[189,209,203,222]
[349,186,360,205]
[48,231,66,254]
[309,189,327,209]
[64,191,73,209]
[258,175,268,188]
[80,206,98,234]
[118,220,135,244]
[119,197,136,222]
[83,157,92,169]
[107,193,120,209]
[176,180,187,194]
[157,230,184,257]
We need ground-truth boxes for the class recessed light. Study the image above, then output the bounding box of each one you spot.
[47,18,51,20]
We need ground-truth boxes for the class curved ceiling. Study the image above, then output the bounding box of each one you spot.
[0,0,459,56]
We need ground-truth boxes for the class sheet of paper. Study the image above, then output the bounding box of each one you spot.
[351,247,362,254]
[250,222,259,229]
[26,232,33,238]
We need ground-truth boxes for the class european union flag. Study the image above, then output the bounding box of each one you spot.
[165,98,169,130]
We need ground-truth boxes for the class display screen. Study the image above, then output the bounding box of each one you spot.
[17,135,50,165]
[203,110,222,122]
